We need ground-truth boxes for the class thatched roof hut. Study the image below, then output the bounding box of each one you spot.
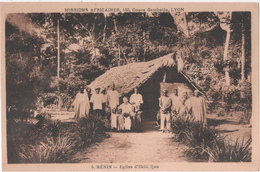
[89,53,176,94]
[89,53,206,120]
[89,53,205,96]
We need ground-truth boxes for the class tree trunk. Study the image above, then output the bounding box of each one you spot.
[103,15,107,43]
[170,12,189,37]
[240,19,245,98]
[241,21,245,81]
[142,31,146,61]
[57,19,60,79]
[132,37,136,55]
[79,22,96,63]
[223,29,231,85]
[216,11,232,86]
[57,19,61,110]
[183,12,190,37]
[118,45,120,66]
[92,17,97,63]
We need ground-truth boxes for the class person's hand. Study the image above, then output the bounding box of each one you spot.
[162,109,167,114]
[117,108,122,114]
[123,113,130,117]
[131,106,135,112]
[112,108,117,114]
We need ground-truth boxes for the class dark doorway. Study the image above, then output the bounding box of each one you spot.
[138,70,164,121]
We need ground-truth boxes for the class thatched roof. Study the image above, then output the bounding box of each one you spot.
[89,53,176,96]
[180,71,208,100]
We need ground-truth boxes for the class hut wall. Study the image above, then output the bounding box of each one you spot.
[160,82,194,98]
[164,67,196,97]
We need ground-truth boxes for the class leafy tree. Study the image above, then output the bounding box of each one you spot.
[6,12,251,112]
[6,20,46,110]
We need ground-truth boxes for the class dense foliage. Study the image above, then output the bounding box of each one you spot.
[171,113,252,162]
[6,12,251,112]
[7,113,108,163]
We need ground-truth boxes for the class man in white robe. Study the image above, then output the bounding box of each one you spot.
[176,98,188,116]
[130,87,143,131]
[72,85,90,119]
[118,97,134,131]
[107,84,120,130]
[186,90,207,125]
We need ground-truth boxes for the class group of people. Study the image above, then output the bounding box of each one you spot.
[72,83,207,133]
[113,87,144,132]
[158,88,207,132]
[72,84,143,132]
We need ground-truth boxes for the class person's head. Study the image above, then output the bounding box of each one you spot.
[123,96,128,104]
[173,89,178,96]
[101,88,106,94]
[112,83,115,91]
[95,88,100,94]
[194,90,200,97]
[79,84,85,93]
[134,87,138,94]
[181,97,186,104]
[163,89,168,96]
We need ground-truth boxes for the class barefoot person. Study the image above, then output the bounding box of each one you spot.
[107,84,120,131]
[72,84,90,119]
[186,90,207,125]
[159,89,172,132]
[130,87,143,131]
[118,97,134,131]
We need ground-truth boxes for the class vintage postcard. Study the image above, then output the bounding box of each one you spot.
[1,2,259,171]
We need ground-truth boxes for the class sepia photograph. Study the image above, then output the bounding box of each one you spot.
[1,2,259,171]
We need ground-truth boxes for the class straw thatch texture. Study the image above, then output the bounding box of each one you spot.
[180,71,208,100]
[89,53,175,96]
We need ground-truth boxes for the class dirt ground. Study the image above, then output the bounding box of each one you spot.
[72,121,189,163]
[207,114,252,142]
[47,112,251,163]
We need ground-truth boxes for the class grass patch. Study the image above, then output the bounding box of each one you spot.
[19,136,74,163]
[206,137,252,162]
[171,113,252,162]
[7,111,108,163]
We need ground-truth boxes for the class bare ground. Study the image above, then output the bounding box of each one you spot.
[46,112,251,163]
[73,121,189,163]
[207,114,252,142]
